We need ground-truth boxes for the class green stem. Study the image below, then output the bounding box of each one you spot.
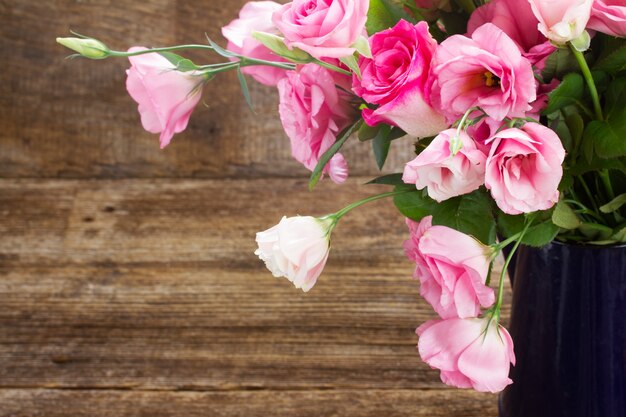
[569,45,603,121]
[109,44,214,57]
[314,59,352,76]
[492,220,532,321]
[332,190,411,221]
[239,57,297,71]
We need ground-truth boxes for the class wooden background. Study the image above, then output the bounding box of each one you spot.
[0,0,507,415]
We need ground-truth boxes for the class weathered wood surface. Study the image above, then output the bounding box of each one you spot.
[0,0,413,179]
[0,178,508,415]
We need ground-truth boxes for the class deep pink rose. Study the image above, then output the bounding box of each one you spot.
[277,64,356,184]
[485,123,565,215]
[429,23,536,123]
[403,129,486,202]
[528,0,593,44]
[272,0,369,60]
[404,216,495,319]
[125,47,204,148]
[222,1,288,86]
[418,317,515,393]
[352,20,447,137]
[588,0,626,37]
[467,0,555,68]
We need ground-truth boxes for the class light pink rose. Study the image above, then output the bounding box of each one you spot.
[402,129,487,202]
[352,20,447,138]
[404,216,495,319]
[467,0,555,68]
[221,1,288,86]
[277,64,356,184]
[528,0,593,45]
[429,23,536,123]
[125,47,204,148]
[588,0,626,37]
[485,123,565,215]
[272,0,369,60]
[255,215,333,292]
[417,317,516,393]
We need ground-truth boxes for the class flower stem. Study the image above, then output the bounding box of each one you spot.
[569,45,603,121]
[108,44,215,57]
[332,189,412,221]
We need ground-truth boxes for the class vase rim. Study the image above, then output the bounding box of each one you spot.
[552,239,626,250]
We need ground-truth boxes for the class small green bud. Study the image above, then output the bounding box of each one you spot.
[251,31,311,63]
[56,37,109,59]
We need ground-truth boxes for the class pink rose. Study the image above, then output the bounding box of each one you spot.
[221,1,288,86]
[402,129,486,202]
[404,216,495,319]
[485,123,565,215]
[467,0,555,68]
[272,0,369,60]
[528,0,593,45]
[429,23,536,123]
[277,64,356,184]
[417,317,515,393]
[125,47,204,148]
[352,20,447,138]
[588,0,626,37]
[255,216,333,292]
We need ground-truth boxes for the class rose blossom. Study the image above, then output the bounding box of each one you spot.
[429,23,536,123]
[467,0,555,68]
[277,64,356,184]
[485,123,565,215]
[272,0,369,60]
[352,20,447,138]
[417,317,515,393]
[528,0,593,45]
[125,47,205,148]
[255,215,333,292]
[403,129,486,202]
[404,216,495,319]
[588,0,626,37]
[221,1,288,86]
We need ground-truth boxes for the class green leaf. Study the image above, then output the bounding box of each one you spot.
[367,173,406,186]
[552,200,581,229]
[158,52,199,72]
[206,37,238,58]
[251,32,311,63]
[372,125,393,170]
[569,156,626,176]
[366,0,415,35]
[578,222,614,241]
[431,190,496,244]
[565,113,584,155]
[358,123,380,141]
[393,188,437,222]
[584,112,626,159]
[611,225,626,242]
[605,77,626,119]
[438,11,467,35]
[594,43,626,74]
[541,48,579,81]
[353,36,372,59]
[308,120,362,190]
[236,68,253,110]
[339,55,361,79]
[599,193,626,214]
[498,212,560,247]
[542,73,584,115]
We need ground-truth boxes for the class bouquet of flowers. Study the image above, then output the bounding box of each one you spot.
[57,0,626,394]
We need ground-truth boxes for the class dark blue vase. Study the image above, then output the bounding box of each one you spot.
[499,242,626,417]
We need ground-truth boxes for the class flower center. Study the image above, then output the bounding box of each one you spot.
[483,71,500,88]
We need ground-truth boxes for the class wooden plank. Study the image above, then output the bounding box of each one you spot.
[0,178,510,391]
[0,0,413,178]
[0,389,497,416]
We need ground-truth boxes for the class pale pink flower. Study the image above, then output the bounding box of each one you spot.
[352,20,447,138]
[429,23,536,123]
[125,47,204,148]
[528,0,593,45]
[403,129,486,202]
[277,64,356,184]
[588,0,626,37]
[272,0,369,60]
[255,215,333,292]
[221,1,288,86]
[485,123,565,215]
[467,0,555,68]
[417,317,516,393]
[404,217,495,319]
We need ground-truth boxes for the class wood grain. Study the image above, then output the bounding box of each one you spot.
[0,0,414,179]
[0,389,497,417]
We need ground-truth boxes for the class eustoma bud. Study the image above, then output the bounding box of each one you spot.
[56,36,110,59]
